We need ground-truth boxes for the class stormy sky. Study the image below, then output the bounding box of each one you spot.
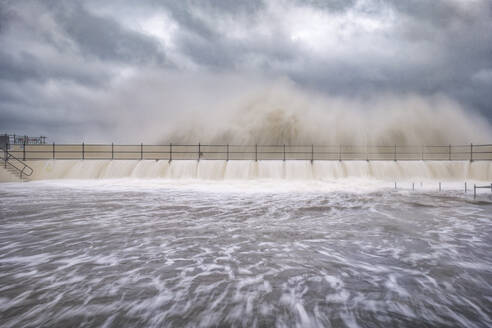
[1,0,492,142]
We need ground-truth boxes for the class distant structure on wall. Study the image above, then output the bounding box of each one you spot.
[1,134,47,146]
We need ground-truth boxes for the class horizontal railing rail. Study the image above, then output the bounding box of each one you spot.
[5,143,492,161]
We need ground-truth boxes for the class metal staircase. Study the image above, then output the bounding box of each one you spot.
[1,150,33,182]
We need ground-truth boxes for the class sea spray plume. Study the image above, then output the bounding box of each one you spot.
[95,71,491,144]
[160,79,492,145]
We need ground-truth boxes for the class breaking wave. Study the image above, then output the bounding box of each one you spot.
[159,80,492,145]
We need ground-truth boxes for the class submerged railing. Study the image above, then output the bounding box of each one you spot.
[474,184,492,199]
[7,143,492,161]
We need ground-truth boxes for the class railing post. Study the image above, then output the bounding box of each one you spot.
[140,143,143,160]
[226,144,229,161]
[448,144,451,160]
[111,143,114,160]
[465,181,467,193]
[82,142,84,160]
[421,146,424,161]
[474,184,476,199]
[394,144,397,161]
[339,145,342,161]
[53,142,55,160]
[198,142,201,161]
[255,144,257,162]
[470,143,473,162]
[169,143,172,162]
[439,182,441,192]
[23,139,26,161]
[283,144,285,161]
[311,144,314,163]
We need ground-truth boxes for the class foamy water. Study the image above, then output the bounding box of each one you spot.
[0,180,491,327]
[23,160,492,181]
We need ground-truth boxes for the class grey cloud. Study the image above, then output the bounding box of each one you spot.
[0,49,113,86]
[0,1,167,85]
[388,0,492,28]
[51,3,166,65]
[0,51,41,82]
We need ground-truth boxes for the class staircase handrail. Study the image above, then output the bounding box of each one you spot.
[2,150,33,178]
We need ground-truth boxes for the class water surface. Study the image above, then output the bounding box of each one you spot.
[0,180,491,327]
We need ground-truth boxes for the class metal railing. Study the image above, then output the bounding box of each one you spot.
[1,150,33,179]
[6,143,492,161]
[474,184,492,199]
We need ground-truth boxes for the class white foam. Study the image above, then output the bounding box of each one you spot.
[23,160,492,182]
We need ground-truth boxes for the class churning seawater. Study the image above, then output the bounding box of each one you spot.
[0,180,491,328]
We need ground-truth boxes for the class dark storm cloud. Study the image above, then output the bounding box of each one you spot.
[51,2,166,65]
[0,0,491,141]
[0,1,166,83]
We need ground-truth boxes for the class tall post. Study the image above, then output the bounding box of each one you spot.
[339,145,342,161]
[474,184,476,199]
[111,143,114,160]
[366,145,368,162]
[283,144,286,161]
[198,142,201,161]
[311,144,314,163]
[53,142,55,160]
[169,143,172,162]
[439,182,441,192]
[255,144,257,162]
[226,144,229,161]
[421,146,424,161]
[448,144,451,160]
[140,143,143,160]
[470,143,473,162]
[465,181,467,193]
[23,139,26,161]
[3,145,6,167]
[82,142,84,160]
[394,144,397,161]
